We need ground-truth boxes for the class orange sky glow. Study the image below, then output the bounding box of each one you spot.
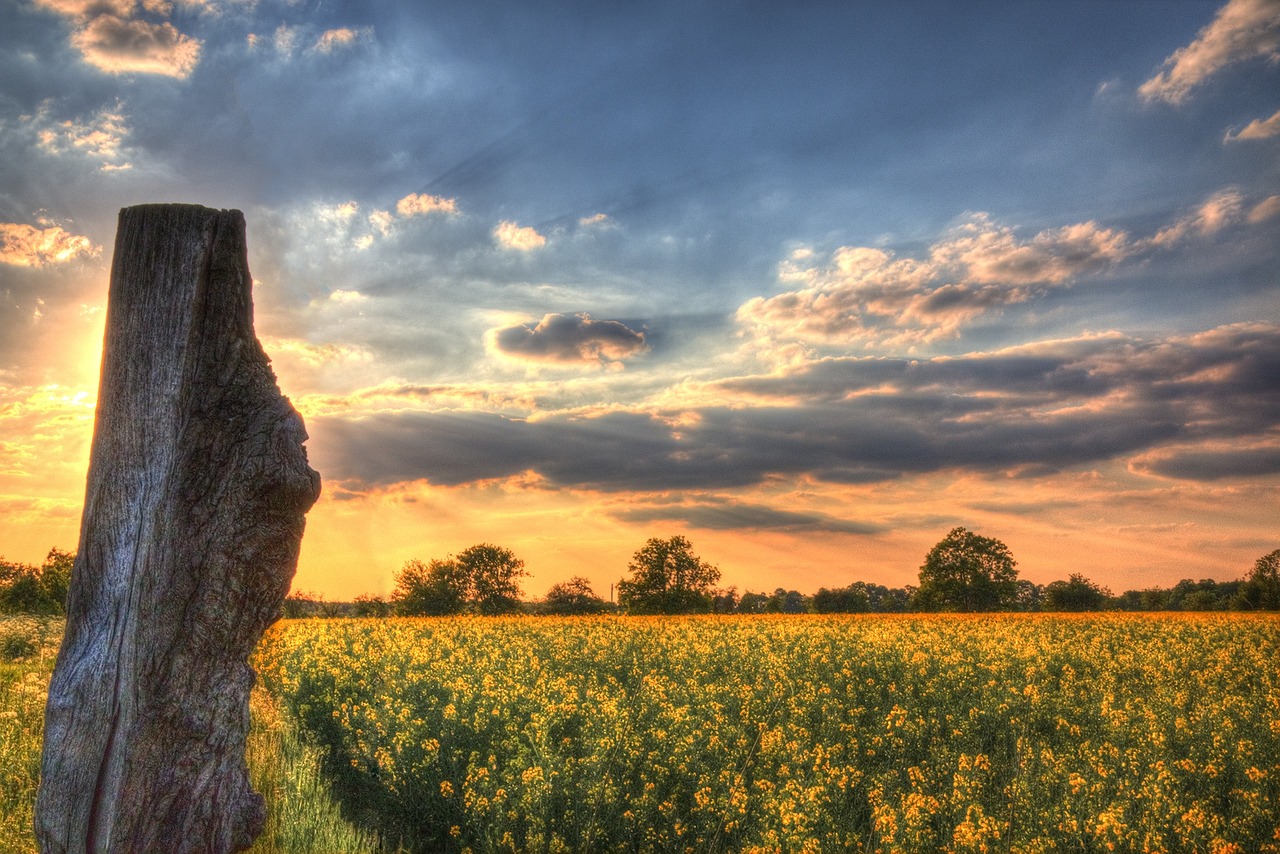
[2,0,1278,600]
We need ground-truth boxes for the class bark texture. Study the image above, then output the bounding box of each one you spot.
[35,204,321,854]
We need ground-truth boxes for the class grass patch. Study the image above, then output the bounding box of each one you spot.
[0,615,380,854]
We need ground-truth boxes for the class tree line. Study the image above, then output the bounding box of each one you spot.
[287,529,1280,618]
[6,531,1278,618]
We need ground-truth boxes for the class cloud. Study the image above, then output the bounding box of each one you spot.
[578,213,614,228]
[0,220,99,267]
[1130,443,1280,480]
[1225,107,1280,141]
[1145,189,1246,247]
[1139,0,1280,104]
[35,0,203,78]
[494,220,546,251]
[738,214,1134,348]
[314,27,370,54]
[396,193,458,217]
[490,313,646,366]
[607,496,881,534]
[28,101,133,171]
[1248,194,1280,222]
[72,14,200,76]
[308,323,1280,494]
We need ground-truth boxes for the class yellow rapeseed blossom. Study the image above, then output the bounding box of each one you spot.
[253,613,1280,853]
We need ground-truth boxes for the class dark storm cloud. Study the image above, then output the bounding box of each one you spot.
[491,313,646,365]
[608,498,881,535]
[309,324,1280,493]
[1132,446,1280,481]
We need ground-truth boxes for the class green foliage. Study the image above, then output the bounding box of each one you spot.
[0,616,62,852]
[460,544,527,615]
[393,545,527,616]
[812,584,871,613]
[350,594,391,617]
[542,577,608,615]
[915,527,1019,612]
[393,559,468,616]
[617,536,720,615]
[1043,573,1111,612]
[0,549,74,616]
[1239,548,1280,610]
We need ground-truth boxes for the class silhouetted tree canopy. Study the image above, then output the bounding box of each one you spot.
[618,536,720,615]
[1043,574,1111,612]
[914,527,1019,612]
[543,576,608,615]
[393,544,527,616]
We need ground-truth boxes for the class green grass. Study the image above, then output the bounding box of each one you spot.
[0,616,60,854]
[0,615,380,854]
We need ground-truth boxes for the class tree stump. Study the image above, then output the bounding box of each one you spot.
[36,204,321,854]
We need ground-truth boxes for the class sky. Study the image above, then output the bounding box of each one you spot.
[1,0,1278,601]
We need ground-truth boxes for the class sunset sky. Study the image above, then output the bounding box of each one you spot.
[2,0,1278,601]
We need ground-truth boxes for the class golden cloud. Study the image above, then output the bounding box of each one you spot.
[31,101,133,171]
[1225,107,1280,142]
[396,193,458,217]
[493,220,546,251]
[0,221,99,267]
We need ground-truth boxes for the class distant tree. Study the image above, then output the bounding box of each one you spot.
[813,585,870,613]
[39,548,73,612]
[914,527,1019,612]
[280,589,341,619]
[543,576,607,615]
[1043,574,1110,612]
[1238,548,1280,610]
[737,591,769,614]
[393,558,468,616]
[762,588,807,614]
[351,594,391,617]
[1015,580,1045,612]
[711,587,740,614]
[877,585,915,613]
[0,549,74,615]
[459,544,527,615]
[1167,578,1239,611]
[618,536,720,615]
[393,545,527,616]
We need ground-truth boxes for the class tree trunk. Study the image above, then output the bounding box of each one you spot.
[36,204,321,854]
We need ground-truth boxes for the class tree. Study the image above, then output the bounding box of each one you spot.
[813,585,871,613]
[351,594,391,617]
[1238,548,1280,610]
[617,536,720,615]
[393,544,527,616]
[543,576,607,615]
[764,587,809,614]
[393,558,468,616]
[1043,573,1110,612]
[914,527,1019,612]
[0,549,75,615]
[459,544,527,615]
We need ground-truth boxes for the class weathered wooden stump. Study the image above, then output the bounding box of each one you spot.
[36,204,321,854]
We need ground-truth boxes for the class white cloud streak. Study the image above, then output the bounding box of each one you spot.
[1139,0,1280,105]
[1225,107,1280,141]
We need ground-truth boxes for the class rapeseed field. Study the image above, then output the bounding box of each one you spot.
[255,614,1280,853]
